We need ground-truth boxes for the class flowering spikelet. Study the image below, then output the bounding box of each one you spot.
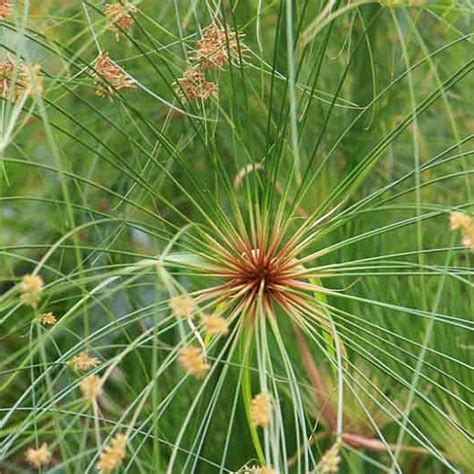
[191,25,246,70]
[94,52,136,99]
[25,443,52,468]
[449,211,471,231]
[202,314,229,336]
[259,468,276,474]
[96,433,127,474]
[104,2,138,40]
[80,374,102,402]
[0,0,12,18]
[237,465,275,474]
[318,442,341,473]
[170,294,195,318]
[24,63,43,96]
[461,225,474,251]
[19,274,44,308]
[68,352,101,371]
[0,60,42,101]
[449,211,474,251]
[178,346,210,379]
[175,68,218,102]
[250,392,272,428]
[36,312,57,326]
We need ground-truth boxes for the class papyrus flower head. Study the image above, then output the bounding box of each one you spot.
[104,2,138,40]
[170,294,195,318]
[319,442,341,473]
[202,314,229,336]
[67,352,101,371]
[0,0,12,18]
[461,225,474,251]
[0,60,42,101]
[36,312,57,326]
[238,465,275,473]
[449,211,474,251]
[175,68,218,102]
[80,374,102,402]
[178,346,210,379]
[19,274,44,308]
[97,433,127,474]
[94,52,136,99]
[250,392,272,428]
[449,211,471,231]
[191,25,246,70]
[25,443,52,469]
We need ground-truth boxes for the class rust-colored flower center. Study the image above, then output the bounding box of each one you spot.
[200,225,311,318]
[238,250,278,293]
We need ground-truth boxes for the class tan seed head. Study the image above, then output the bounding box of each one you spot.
[202,314,229,336]
[25,443,52,468]
[80,375,103,402]
[250,392,272,428]
[97,433,127,474]
[68,352,101,371]
[178,346,210,379]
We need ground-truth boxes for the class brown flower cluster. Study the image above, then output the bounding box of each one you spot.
[0,0,12,18]
[175,69,218,103]
[202,314,229,336]
[68,351,101,371]
[97,433,127,473]
[191,26,246,70]
[80,374,103,402]
[381,0,426,5]
[449,211,474,251]
[104,2,138,40]
[237,466,275,474]
[25,443,52,469]
[94,52,136,99]
[319,442,341,473]
[170,294,195,318]
[178,346,210,379]
[170,296,231,377]
[0,60,42,102]
[19,274,44,308]
[175,25,245,102]
[36,312,57,326]
[250,392,272,428]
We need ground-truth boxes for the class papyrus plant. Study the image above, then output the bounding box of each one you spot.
[0,1,472,473]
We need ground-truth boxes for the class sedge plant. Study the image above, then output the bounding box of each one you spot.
[0,0,473,473]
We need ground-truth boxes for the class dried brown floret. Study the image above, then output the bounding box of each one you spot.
[170,294,195,318]
[175,68,218,102]
[319,442,342,473]
[80,375,102,402]
[68,352,101,371]
[97,433,127,473]
[202,314,229,336]
[36,312,57,326]
[178,346,210,379]
[19,274,44,308]
[191,25,246,70]
[0,60,42,101]
[104,2,138,40]
[449,211,474,251]
[449,211,472,231]
[0,0,12,18]
[461,225,474,251]
[94,52,136,99]
[250,392,272,428]
[237,465,275,473]
[25,443,52,469]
